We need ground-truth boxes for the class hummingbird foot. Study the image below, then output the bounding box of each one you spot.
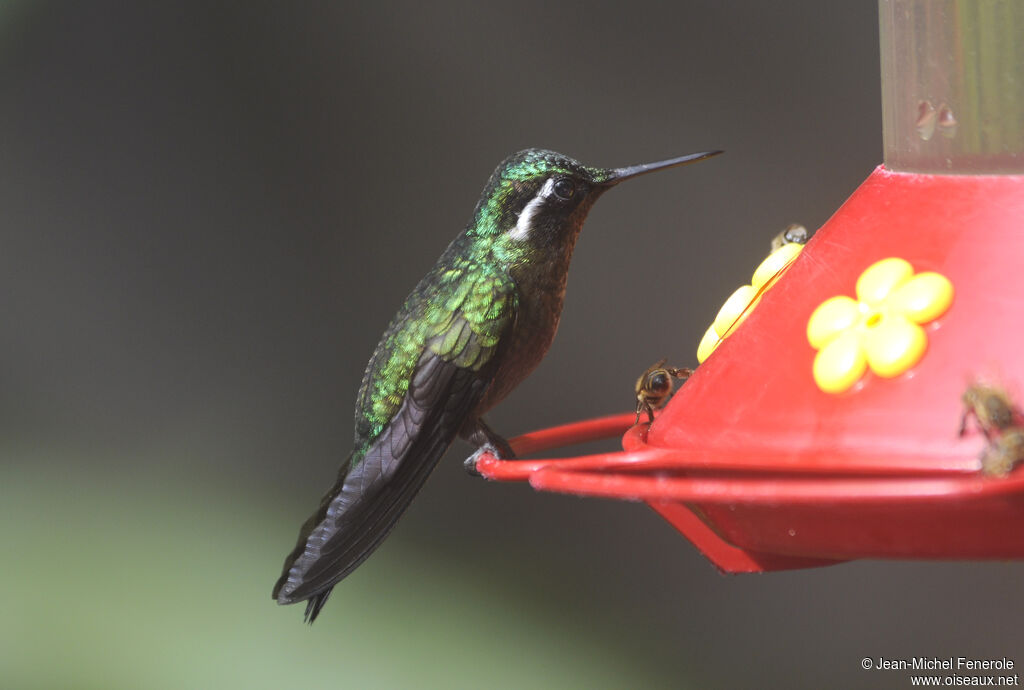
[463,443,505,477]
[461,418,515,477]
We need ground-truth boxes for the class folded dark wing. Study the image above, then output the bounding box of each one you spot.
[273,273,516,621]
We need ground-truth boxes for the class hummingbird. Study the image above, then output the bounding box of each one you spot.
[272,147,722,622]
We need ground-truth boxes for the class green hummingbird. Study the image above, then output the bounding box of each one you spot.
[272,147,721,622]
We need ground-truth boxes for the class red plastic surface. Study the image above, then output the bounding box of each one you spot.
[477,167,1024,571]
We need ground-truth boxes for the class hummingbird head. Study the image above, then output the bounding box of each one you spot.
[468,148,721,263]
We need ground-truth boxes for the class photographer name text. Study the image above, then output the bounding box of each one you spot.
[870,658,1015,671]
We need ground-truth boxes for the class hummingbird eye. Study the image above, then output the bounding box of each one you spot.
[552,178,576,201]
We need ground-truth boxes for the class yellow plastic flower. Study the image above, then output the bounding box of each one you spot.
[807,258,954,394]
[697,241,803,362]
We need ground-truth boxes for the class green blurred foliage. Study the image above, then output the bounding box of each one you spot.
[1,460,681,690]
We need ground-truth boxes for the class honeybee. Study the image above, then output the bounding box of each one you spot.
[960,382,1024,476]
[635,359,692,425]
[959,382,1017,440]
[979,428,1024,477]
[769,223,810,253]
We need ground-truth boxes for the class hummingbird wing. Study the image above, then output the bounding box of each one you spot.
[273,269,517,622]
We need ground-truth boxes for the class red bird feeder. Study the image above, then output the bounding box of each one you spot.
[475,0,1024,572]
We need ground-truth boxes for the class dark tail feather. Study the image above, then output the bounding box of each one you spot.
[273,426,450,615]
[272,452,354,597]
[304,589,332,624]
[272,354,486,622]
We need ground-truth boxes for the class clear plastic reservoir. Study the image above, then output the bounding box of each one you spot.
[880,0,1024,173]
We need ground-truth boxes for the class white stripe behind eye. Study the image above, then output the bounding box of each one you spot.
[509,177,555,241]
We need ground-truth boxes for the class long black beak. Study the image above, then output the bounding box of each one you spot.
[602,150,723,185]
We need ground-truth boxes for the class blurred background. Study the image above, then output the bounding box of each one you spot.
[2,2,1020,689]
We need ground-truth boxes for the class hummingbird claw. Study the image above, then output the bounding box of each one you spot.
[463,454,484,477]
[464,442,508,478]
[461,417,514,478]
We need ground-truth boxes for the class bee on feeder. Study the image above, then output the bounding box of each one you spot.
[959,382,1018,440]
[979,428,1024,477]
[635,359,692,425]
[960,382,1024,476]
[769,223,810,253]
